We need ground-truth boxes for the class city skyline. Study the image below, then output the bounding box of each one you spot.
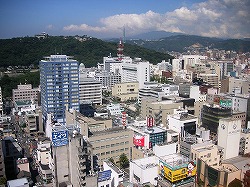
[0,0,249,39]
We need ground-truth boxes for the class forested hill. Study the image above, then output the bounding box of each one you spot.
[0,36,173,68]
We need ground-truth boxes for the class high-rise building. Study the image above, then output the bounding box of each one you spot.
[40,55,80,124]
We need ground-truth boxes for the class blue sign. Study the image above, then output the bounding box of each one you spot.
[52,130,68,147]
[98,170,112,182]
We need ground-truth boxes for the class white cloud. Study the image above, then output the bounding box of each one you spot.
[46,24,53,30]
[63,0,250,38]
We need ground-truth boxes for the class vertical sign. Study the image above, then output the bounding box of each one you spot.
[147,117,154,128]
[122,111,126,127]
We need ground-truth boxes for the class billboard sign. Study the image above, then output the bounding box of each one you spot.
[98,170,112,182]
[219,99,232,108]
[52,130,68,147]
[159,160,196,182]
[133,135,145,147]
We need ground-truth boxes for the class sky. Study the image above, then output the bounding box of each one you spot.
[0,0,249,39]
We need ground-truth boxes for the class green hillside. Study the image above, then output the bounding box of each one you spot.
[125,35,250,53]
[0,36,173,68]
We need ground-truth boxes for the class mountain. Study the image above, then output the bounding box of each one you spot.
[0,36,173,68]
[127,30,183,40]
[124,34,250,53]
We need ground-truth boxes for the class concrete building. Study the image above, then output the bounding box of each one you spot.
[197,158,241,187]
[182,55,207,69]
[218,118,241,160]
[228,77,250,94]
[191,141,222,167]
[239,129,250,155]
[48,123,97,187]
[79,77,102,106]
[35,138,52,185]
[95,71,121,89]
[98,160,124,187]
[128,125,167,149]
[157,153,196,187]
[130,156,159,186]
[121,58,150,89]
[40,55,80,124]
[190,85,206,102]
[141,98,183,127]
[167,112,198,138]
[198,73,219,88]
[201,104,232,135]
[111,82,139,102]
[88,127,133,167]
[2,137,23,180]
[138,84,179,105]
[12,84,39,102]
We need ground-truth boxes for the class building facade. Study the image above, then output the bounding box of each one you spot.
[12,84,39,102]
[39,55,80,124]
[112,82,139,102]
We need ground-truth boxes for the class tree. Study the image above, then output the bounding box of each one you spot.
[119,153,129,169]
[228,178,242,187]
[108,157,115,165]
[0,177,6,185]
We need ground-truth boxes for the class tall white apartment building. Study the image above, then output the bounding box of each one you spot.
[122,58,150,89]
[79,63,102,105]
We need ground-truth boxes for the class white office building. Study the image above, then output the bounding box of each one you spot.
[122,58,150,89]
[218,118,241,159]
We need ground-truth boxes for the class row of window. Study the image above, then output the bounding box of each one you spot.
[92,135,129,143]
[96,148,129,156]
[95,141,129,150]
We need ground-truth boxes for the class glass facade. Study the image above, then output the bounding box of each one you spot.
[40,55,79,124]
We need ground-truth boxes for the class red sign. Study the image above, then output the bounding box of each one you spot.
[122,112,126,127]
[133,135,145,147]
[147,117,154,127]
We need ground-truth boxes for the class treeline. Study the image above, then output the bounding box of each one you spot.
[0,36,173,68]
[0,71,40,98]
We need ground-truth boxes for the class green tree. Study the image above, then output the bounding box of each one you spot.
[119,153,129,169]
[0,177,6,185]
[108,157,115,165]
[228,178,242,187]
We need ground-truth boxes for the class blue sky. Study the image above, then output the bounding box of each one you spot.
[0,0,249,39]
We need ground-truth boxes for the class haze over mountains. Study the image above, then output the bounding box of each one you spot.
[106,31,250,53]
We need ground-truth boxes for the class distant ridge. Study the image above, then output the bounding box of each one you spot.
[123,34,250,53]
[128,30,183,40]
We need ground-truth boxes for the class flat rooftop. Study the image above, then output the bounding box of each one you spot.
[132,156,158,170]
[90,127,128,136]
[159,153,191,169]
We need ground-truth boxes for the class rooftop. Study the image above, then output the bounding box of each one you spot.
[159,153,192,170]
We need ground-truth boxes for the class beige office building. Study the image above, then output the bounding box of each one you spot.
[112,82,139,102]
[65,109,133,167]
[191,141,222,167]
[89,127,133,166]
[140,97,183,127]
[198,73,219,88]
[12,84,39,102]
[197,159,241,187]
